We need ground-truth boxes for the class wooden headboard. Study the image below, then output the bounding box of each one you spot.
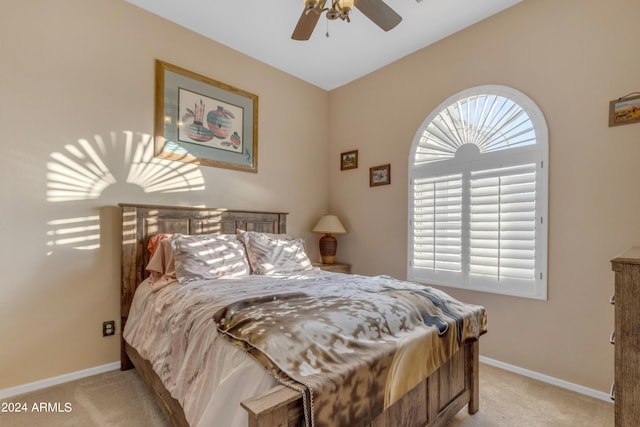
[119,203,288,369]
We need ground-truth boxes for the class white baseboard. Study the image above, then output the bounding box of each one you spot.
[480,356,613,402]
[0,358,613,404]
[0,362,120,400]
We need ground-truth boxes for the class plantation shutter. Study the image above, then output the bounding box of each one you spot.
[408,85,548,300]
[412,174,463,273]
[469,164,537,283]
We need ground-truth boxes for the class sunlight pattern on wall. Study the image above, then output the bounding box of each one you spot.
[47,131,205,202]
[47,139,117,202]
[46,216,101,254]
[46,131,206,252]
[125,132,205,194]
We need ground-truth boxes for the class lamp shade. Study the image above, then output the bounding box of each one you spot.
[312,215,347,235]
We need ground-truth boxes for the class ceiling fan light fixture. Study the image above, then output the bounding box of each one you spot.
[304,0,319,11]
[331,0,353,21]
[337,0,354,12]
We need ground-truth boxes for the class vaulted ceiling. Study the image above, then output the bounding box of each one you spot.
[125,0,522,90]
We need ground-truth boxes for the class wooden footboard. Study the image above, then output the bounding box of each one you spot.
[240,339,479,427]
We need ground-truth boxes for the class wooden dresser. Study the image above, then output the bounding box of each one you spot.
[611,248,640,427]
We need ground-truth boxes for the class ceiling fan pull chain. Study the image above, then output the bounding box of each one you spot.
[326,18,330,38]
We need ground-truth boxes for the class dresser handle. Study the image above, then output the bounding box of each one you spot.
[609,330,615,344]
[609,295,615,305]
[610,382,615,401]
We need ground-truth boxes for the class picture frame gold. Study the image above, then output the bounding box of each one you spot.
[370,164,390,187]
[341,149,358,170]
[154,60,258,173]
[609,93,640,127]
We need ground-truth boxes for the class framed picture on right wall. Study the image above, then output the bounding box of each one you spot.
[609,93,640,126]
[370,164,390,187]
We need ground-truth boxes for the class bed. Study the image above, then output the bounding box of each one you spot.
[120,203,486,427]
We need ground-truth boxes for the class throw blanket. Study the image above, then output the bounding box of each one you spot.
[212,272,487,427]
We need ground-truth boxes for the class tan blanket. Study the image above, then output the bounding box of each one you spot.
[213,272,486,427]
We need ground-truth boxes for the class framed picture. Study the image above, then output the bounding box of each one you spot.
[154,60,258,173]
[370,164,391,187]
[609,93,640,127]
[341,150,358,170]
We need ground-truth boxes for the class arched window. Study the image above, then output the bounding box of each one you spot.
[408,85,548,300]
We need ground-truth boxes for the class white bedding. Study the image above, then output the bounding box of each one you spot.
[124,277,278,427]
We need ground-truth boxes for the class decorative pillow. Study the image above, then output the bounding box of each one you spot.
[243,232,312,275]
[146,236,177,291]
[171,233,250,284]
[147,233,172,257]
[236,229,291,247]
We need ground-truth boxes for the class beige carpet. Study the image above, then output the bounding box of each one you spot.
[1,363,613,426]
[448,364,613,427]
[0,369,170,427]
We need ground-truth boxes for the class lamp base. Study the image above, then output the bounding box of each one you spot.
[319,234,337,264]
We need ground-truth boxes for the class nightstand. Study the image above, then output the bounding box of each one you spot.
[312,262,351,274]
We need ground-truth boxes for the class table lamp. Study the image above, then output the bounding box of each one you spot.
[312,215,347,264]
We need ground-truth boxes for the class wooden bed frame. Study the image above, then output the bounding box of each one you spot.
[120,203,481,427]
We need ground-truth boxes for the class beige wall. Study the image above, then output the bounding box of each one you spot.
[329,0,640,393]
[0,0,329,389]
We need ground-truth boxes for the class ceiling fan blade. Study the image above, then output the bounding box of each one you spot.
[355,0,402,32]
[292,7,322,40]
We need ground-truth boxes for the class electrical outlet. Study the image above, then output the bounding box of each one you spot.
[102,320,115,337]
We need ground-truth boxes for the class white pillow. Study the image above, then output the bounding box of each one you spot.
[243,232,312,275]
[171,234,250,284]
[236,229,291,247]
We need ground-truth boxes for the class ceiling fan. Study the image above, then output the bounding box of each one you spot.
[292,0,402,40]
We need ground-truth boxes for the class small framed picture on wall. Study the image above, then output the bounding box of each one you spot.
[341,150,358,170]
[370,164,390,187]
[609,93,640,127]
